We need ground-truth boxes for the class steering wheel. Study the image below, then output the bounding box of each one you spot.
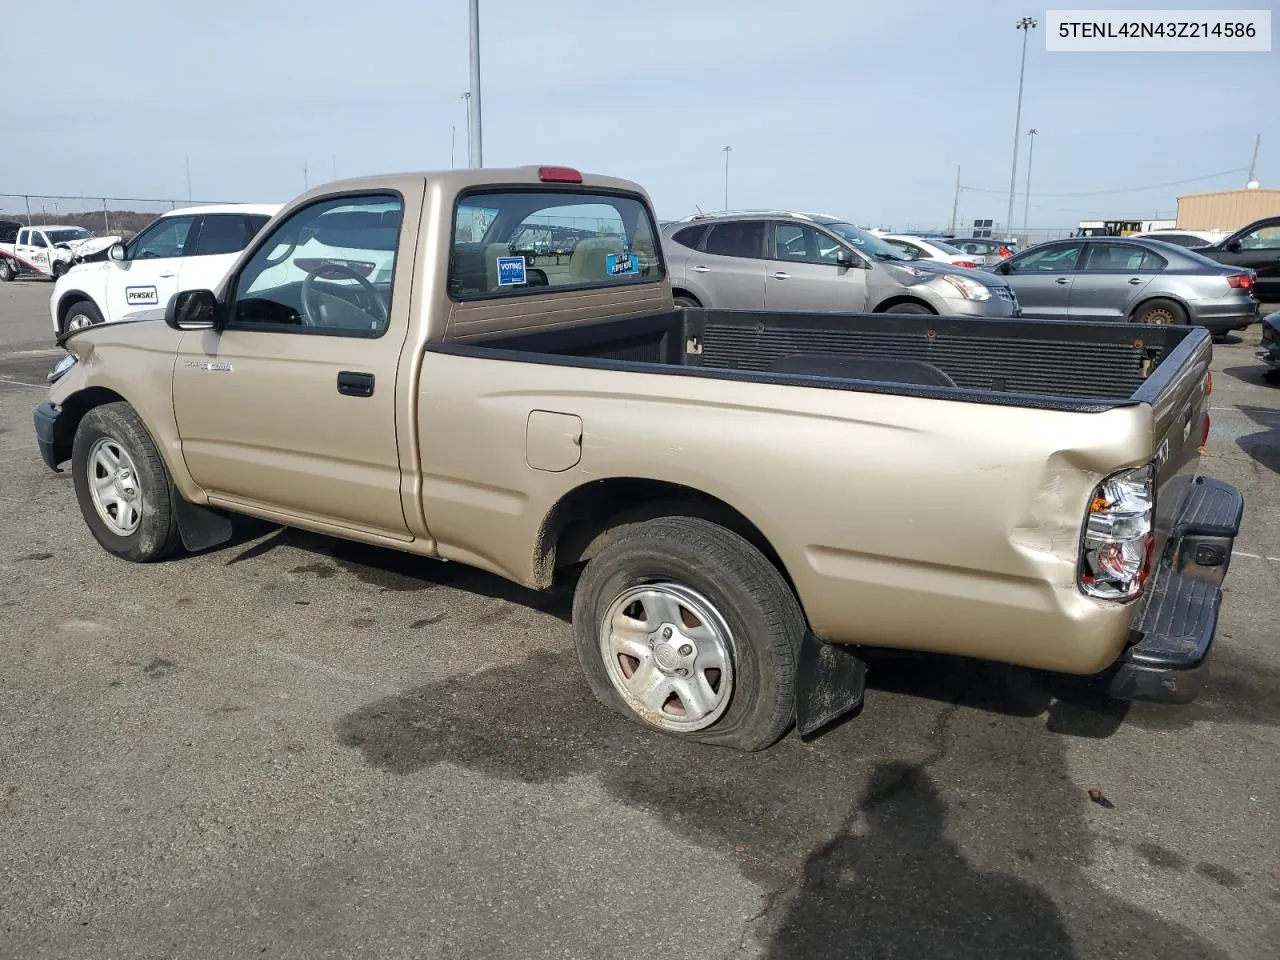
[300,262,388,328]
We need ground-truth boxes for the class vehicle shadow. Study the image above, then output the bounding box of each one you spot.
[223,524,574,621]
[335,644,1238,959]
[1233,403,1280,474]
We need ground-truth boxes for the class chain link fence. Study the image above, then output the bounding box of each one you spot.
[0,194,229,240]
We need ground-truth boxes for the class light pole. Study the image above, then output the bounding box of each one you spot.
[467,0,483,167]
[461,92,472,164]
[1005,16,1037,241]
[722,145,732,212]
[1022,128,1038,237]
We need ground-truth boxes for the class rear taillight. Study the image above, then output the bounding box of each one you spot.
[954,260,979,268]
[998,246,1011,258]
[1078,464,1155,601]
[1226,273,1253,289]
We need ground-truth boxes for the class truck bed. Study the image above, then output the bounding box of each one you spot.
[435,308,1205,412]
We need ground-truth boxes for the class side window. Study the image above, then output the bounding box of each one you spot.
[773,224,840,264]
[670,225,707,250]
[448,189,663,299]
[193,215,254,256]
[1008,242,1083,272]
[128,216,196,260]
[17,229,29,245]
[703,221,765,259]
[1084,243,1166,271]
[33,231,49,247]
[1240,224,1280,250]
[231,194,402,335]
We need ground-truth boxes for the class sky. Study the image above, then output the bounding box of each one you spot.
[3,0,1277,230]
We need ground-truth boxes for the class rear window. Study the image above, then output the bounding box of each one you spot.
[448,190,663,299]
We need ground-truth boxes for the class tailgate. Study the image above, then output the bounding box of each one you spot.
[1134,328,1214,558]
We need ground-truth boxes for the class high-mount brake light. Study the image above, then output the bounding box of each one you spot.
[538,166,583,184]
[1078,464,1155,602]
[954,260,979,268]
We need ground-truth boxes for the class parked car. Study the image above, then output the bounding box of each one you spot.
[35,165,1242,751]
[1131,229,1225,249]
[877,233,984,268]
[661,212,1020,318]
[988,236,1259,334]
[49,203,281,335]
[0,223,121,281]
[948,237,1018,267]
[1192,216,1280,301]
[1258,310,1280,381]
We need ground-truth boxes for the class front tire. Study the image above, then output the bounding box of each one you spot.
[673,294,701,309]
[71,402,182,562]
[572,516,803,751]
[883,301,934,315]
[1131,298,1187,326]
[62,299,104,334]
[51,262,67,280]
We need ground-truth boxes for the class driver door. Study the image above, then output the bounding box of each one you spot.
[105,214,198,322]
[171,191,418,540]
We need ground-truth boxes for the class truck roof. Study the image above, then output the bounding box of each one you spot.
[281,166,651,211]
[160,203,284,217]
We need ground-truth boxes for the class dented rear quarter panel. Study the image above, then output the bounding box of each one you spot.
[418,350,1159,675]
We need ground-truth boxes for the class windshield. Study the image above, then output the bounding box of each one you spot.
[823,222,912,261]
[46,228,92,245]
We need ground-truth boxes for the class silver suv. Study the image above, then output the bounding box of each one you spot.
[661,211,1020,318]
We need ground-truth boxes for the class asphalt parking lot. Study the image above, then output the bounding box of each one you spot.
[1,278,1277,959]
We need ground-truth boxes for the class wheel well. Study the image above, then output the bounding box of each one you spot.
[873,295,937,313]
[56,293,96,332]
[671,288,702,306]
[534,478,795,593]
[49,387,127,465]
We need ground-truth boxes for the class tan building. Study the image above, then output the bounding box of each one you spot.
[1176,188,1280,231]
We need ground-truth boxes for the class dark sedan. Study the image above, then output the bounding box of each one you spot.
[1258,310,1280,382]
[1194,216,1280,301]
[987,236,1260,334]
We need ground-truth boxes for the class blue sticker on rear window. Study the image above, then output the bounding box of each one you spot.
[606,252,640,277]
[497,256,526,286]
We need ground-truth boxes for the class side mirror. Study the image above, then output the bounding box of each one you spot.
[166,289,219,331]
[837,249,858,269]
[1225,239,1242,253]
[108,242,127,262]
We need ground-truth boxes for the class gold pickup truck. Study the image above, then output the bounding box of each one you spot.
[33,166,1244,751]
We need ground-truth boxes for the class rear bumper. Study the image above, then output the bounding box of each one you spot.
[1105,476,1244,703]
[1190,297,1259,334]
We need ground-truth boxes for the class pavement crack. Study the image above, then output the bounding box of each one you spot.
[724,873,799,960]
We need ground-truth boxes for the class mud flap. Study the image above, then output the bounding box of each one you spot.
[794,631,867,738]
[171,490,234,552]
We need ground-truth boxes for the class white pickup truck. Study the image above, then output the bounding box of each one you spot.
[0,223,120,282]
[49,203,280,334]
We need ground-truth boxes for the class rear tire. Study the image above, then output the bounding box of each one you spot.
[0,259,13,282]
[673,294,701,309]
[71,402,183,563]
[62,299,104,334]
[572,516,803,751]
[1131,298,1187,326]
[883,301,934,315]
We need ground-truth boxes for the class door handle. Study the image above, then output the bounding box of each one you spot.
[1128,277,1143,284]
[691,265,710,273]
[159,273,176,278]
[772,271,791,280]
[1055,277,1070,285]
[337,370,375,397]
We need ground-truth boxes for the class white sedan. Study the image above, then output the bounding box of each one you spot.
[877,234,987,268]
[50,203,281,336]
